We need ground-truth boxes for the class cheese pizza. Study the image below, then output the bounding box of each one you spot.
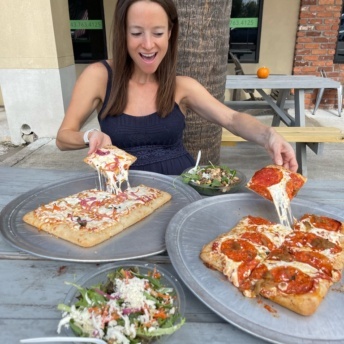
[200,214,344,316]
[23,185,171,247]
[84,145,137,194]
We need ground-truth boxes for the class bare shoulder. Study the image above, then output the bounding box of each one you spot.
[78,60,110,84]
[176,75,204,104]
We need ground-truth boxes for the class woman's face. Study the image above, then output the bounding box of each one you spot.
[126,1,171,76]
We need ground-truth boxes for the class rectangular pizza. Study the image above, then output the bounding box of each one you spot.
[200,214,344,316]
[23,185,171,247]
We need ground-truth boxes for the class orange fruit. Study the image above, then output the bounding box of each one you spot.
[257,67,270,79]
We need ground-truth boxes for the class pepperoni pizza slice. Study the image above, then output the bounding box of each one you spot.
[84,145,137,194]
[200,216,293,288]
[246,165,307,228]
[240,249,333,316]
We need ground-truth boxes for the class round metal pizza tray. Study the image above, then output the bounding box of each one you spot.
[166,193,344,344]
[0,171,201,262]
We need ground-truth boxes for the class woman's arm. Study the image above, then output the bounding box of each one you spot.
[56,62,112,153]
[176,76,298,172]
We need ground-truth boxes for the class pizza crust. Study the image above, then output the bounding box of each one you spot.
[258,278,331,316]
[23,187,171,248]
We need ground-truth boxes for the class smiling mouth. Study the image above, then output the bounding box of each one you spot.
[139,53,157,62]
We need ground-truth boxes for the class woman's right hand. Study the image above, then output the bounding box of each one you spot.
[87,130,112,154]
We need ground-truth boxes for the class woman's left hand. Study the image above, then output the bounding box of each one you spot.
[265,129,298,172]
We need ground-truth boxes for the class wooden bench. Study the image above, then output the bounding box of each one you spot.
[221,126,344,176]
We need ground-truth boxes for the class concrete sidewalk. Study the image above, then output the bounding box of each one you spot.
[0,107,343,181]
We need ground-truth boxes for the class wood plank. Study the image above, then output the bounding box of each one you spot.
[224,99,294,110]
[221,127,344,144]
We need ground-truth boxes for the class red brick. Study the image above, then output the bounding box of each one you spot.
[305,31,322,36]
[304,55,320,60]
[318,0,336,5]
[298,37,316,43]
[302,0,317,5]
[304,43,321,48]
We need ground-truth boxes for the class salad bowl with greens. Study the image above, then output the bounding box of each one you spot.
[58,262,185,344]
[181,163,246,196]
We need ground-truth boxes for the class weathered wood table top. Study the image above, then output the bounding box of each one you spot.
[0,167,343,344]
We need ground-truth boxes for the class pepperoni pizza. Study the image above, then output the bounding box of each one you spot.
[200,214,344,316]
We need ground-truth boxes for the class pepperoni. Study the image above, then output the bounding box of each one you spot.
[269,266,314,294]
[285,231,341,254]
[292,250,332,278]
[299,214,342,232]
[249,167,283,201]
[237,259,260,285]
[240,231,276,251]
[286,173,305,199]
[95,149,110,156]
[247,216,275,226]
[220,239,257,262]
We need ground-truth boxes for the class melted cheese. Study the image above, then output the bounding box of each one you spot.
[264,259,319,277]
[34,186,159,232]
[267,173,293,228]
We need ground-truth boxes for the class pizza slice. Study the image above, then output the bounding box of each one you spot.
[241,251,333,316]
[292,214,344,276]
[200,216,292,288]
[23,184,171,247]
[84,145,137,194]
[246,165,307,228]
[240,214,344,315]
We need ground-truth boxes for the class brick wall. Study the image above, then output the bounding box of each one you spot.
[294,0,343,109]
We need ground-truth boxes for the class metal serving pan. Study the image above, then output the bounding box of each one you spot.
[166,194,344,344]
[0,171,201,262]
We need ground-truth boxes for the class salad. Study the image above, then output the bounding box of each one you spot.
[182,163,240,188]
[57,266,185,344]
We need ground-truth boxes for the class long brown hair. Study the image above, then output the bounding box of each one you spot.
[101,0,179,119]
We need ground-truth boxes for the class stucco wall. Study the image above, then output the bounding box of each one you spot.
[228,0,300,75]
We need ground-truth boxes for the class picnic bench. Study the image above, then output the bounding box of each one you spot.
[221,126,344,176]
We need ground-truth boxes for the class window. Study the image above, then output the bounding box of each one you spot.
[228,0,264,63]
[68,0,107,63]
[334,4,344,63]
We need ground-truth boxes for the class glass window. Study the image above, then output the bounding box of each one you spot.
[228,0,264,63]
[68,0,107,63]
[334,4,344,63]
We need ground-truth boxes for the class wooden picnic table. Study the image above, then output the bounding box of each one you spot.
[225,74,343,176]
[0,167,343,344]
[225,74,341,127]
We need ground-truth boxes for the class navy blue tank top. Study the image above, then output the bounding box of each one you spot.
[97,60,195,175]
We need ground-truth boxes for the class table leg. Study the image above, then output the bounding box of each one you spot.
[293,89,305,126]
[296,142,307,176]
[257,89,292,126]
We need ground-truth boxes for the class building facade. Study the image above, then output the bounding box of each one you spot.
[0,0,343,144]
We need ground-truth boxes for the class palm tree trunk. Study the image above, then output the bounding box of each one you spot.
[175,0,232,165]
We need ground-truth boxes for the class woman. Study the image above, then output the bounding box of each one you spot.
[56,0,298,174]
